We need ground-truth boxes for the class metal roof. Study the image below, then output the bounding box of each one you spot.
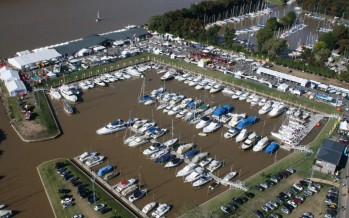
[316,139,346,165]
[256,67,309,87]
[122,27,150,38]
[102,31,129,41]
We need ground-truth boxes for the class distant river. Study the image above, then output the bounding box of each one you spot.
[0,0,201,57]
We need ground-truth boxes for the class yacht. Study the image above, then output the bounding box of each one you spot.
[85,79,95,88]
[228,113,246,127]
[146,127,167,139]
[222,171,238,182]
[79,81,90,90]
[258,98,267,106]
[250,95,260,106]
[236,129,248,142]
[115,178,137,192]
[156,102,168,110]
[207,160,223,172]
[163,138,179,147]
[121,184,138,196]
[132,119,148,130]
[164,158,183,168]
[241,132,258,150]
[129,135,150,147]
[238,92,249,101]
[231,90,243,100]
[93,77,106,87]
[85,155,104,166]
[168,106,183,116]
[192,174,212,187]
[160,71,175,81]
[124,132,143,145]
[138,122,157,134]
[129,188,147,202]
[96,119,126,135]
[258,101,273,115]
[195,80,208,90]
[222,87,235,96]
[143,142,164,155]
[142,202,157,215]
[176,163,197,177]
[199,157,213,167]
[253,136,269,152]
[49,87,62,100]
[105,73,116,82]
[150,148,170,160]
[59,85,78,102]
[176,143,194,155]
[203,120,222,133]
[209,83,224,93]
[184,167,205,183]
[224,127,240,139]
[144,97,157,106]
[78,151,97,162]
[151,203,171,218]
[191,152,208,163]
[195,116,211,129]
[268,102,286,117]
[63,100,74,114]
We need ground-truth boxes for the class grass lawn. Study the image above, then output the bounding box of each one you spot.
[38,159,135,218]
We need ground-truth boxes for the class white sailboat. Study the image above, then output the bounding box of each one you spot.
[96,10,101,22]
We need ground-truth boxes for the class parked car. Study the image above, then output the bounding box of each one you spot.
[286,168,295,174]
[232,197,244,205]
[281,207,291,215]
[100,207,112,214]
[293,183,303,191]
[253,210,264,218]
[287,200,297,208]
[255,185,265,191]
[303,189,313,197]
[261,205,271,213]
[209,181,220,190]
[94,203,106,211]
[302,212,314,218]
[58,189,71,194]
[267,213,281,218]
[244,192,255,198]
[260,182,270,189]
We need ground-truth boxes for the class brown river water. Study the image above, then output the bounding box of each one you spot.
[0,69,324,217]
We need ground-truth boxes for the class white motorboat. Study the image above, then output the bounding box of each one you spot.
[124,133,143,144]
[160,71,175,81]
[115,178,137,192]
[127,67,142,77]
[100,75,109,83]
[176,163,197,177]
[238,92,249,101]
[78,151,97,162]
[224,127,240,139]
[184,167,205,183]
[258,101,273,115]
[151,203,171,218]
[96,119,126,135]
[129,135,150,147]
[253,136,269,152]
[94,77,106,86]
[79,81,90,90]
[143,142,164,155]
[176,108,189,118]
[49,87,62,100]
[149,148,170,160]
[199,157,213,167]
[258,98,267,106]
[144,97,157,106]
[132,119,148,130]
[105,73,116,82]
[203,106,216,116]
[188,78,201,87]
[129,188,147,202]
[203,120,222,133]
[204,81,214,90]
[170,94,185,105]
[246,93,255,103]
[192,174,212,187]
[121,184,138,196]
[142,202,157,214]
[156,102,168,110]
[163,104,174,113]
[146,127,167,139]
[236,129,248,142]
[138,122,157,134]
[231,90,242,100]
[59,85,78,102]
[209,83,224,93]
[164,157,183,168]
[176,143,194,155]
[191,152,208,163]
[222,87,235,96]
[207,160,223,172]
[241,132,258,150]
[222,171,238,182]
[268,102,286,117]
[168,106,183,116]
[250,95,260,106]
[63,100,74,114]
[195,116,211,129]
[163,138,179,147]
[85,155,104,166]
[195,80,208,90]
[85,79,95,88]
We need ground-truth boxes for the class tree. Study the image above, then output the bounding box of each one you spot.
[224,26,236,48]
[265,17,279,31]
[256,27,274,52]
[318,32,337,51]
[313,41,327,54]
[205,25,221,45]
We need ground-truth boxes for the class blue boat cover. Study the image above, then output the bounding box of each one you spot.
[98,165,113,177]
[236,116,257,130]
[185,149,199,158]
[265,142,279,154]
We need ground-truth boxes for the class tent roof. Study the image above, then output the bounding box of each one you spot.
[122,27,150,38]
[8,49,61,68]
[1,69,20,81]
[5,79,27,95]
[102,31,129,41]
[256,67,309,87]
[340,121,349,131]
[316,139,345,165]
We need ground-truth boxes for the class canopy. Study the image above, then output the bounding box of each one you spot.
[8,49,61,69]
[5,80,27,96]
[0,68,20,82]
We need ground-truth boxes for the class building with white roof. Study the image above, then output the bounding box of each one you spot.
[8,49,61,70]
[256,67,309,87]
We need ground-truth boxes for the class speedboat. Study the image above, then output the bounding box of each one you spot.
[176,143,194,155]
[195,116,211,129]
[143,142,164,155]
[49,87,62,100]
[63,100,74,114]
[115,178,136,192]
[150,148,170,160]
[268,102,286,117]
[93,77,106,87]
[124,133,143,144]
[224,127,240,139]
[138,122,157,134]
[192,174,212,187]
[207,160,223,172]
[151,203,171,218]
[203,120,222,133]
[155,152,173,164]
[176,163,197,177]
[163,138,179,147]
[129,136,150,147]
[164,158,183,168]
[231,90,242,100]
[191,152,208,163]
[209,83,224,93]
[236,129,248,142]
[253,136,269,152]
[199,157,213,167]
[59,85,78,102]
[129,188,147,202]
[241,132,258,150]
[222,171,238,182]
[85,155,104,166]
[184,149,199,159]
[79,81,90,90]
[160,71,175,81]
[258,101,273,115]
[142,202,157,214]
[132,119,148,130]
[96,119,126,135]
[184,167,205,183]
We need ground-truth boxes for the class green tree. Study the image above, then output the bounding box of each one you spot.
[205,25,221,45]
[313,41,327,54]
[256,27,274,52]
[265,17,279,31]
[318,31,337,51]
[224,26,236,48]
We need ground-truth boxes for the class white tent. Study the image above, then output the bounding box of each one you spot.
[77,48,92,57]
[340,121,349,132]
[0,69,20,82]
[7,49,61,70]
[5,80,27,96]
[0,66,12,74]
[277,83,289,92]
[256,67,309,87]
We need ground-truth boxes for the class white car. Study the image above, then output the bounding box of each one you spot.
[308,186,318,193]
[293,183,303,191]
[94,203,106,211]
[61,198,73,204]
[287,200,297,208]
[72,215,84,218]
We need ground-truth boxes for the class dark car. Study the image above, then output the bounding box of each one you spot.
[64,174,74,181]
[100,207,112,214]
[228,203,239,210]
[255,185,265,191]
[209,181,220,190]
[76,183,88,190]
[88,195,99,204]
[253,210,264,218]
[68,176,78,183]
[289,187,300,194]
[241,197,248,203]
[283,203,293,211]
[58,189,71,194]
[266,180,276,186]
[233,197,244,205]
[55,162,65,169]
[72,180,82,187]
[299,180,308,187]
[244,192,255,198]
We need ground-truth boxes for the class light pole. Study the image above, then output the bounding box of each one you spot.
[92,176,96,203]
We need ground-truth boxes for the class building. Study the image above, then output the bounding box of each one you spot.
[256,67,309,87]
[313,139,346,174]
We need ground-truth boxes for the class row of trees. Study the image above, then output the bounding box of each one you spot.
[296,0,349,19]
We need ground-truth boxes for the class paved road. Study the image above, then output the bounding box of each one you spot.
[339,160,349,217]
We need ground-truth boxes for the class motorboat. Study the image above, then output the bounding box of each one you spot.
[160,71,175,81]
[268,102,286,117]
[59,85,78,102]
[224,127,239,139]
[236,129,248,143]
[184,166,205,183]
[170,94,185,105]
[96,119,126,135]
[69,85,81,95]
[63,100,74,114]
[236,116,257,130]
[138,122,157,134]
[139,95,153,103]
[164,157,183,168]
[238,92,249,101]
[147,127,167,139]
[127,67,142,77]
[176,143,194,155]
[105,73,116,82]
[184,149,199,159]
[246,93,255,103]
[132,119,148,130]
[197,103,210,113]
[199,157,213,167]
[191,152,208,163]
[163,104,175,113]
[231,90,243,100]
[253,136,269,152]
[78,151,97,162]
[144,97,157,106]
[195,80,208,90]
[212,105,233,120]
[176,163,197,177]
[195,116,211,129]
[204,81,214,90]
[121,184,138,196]
[189,114,203,125]
[124,132,143,144]
[143,142,164,155]
[241,132,258,150]
[85,80,95,88]
[115,178,137,192]
[163,138,179,147]
[79,81,90,90]
[258,101,273,115]
[49,87,62,100]
[250,95,260,106]
[168,106,183,116]
[209,83,224,93]
[265,142,279,154]
[156,102,168,110]
[207,160,223,172]
[150,148,170,160]
[85,155,104,166]
[219,114,233,124]
[93,77,106,87]
[203,120,222,133]
[258,98,267,106]
[129,188,147,202]
[176,108,189,118]
[183,110,199,122]
[151,203,171,218]
[129,135,150,147]
[155,152,173,164]
[222,87,235,96]
[142,202,157,214]
[192,174,212,187]
[151,87,166,97]
[222,171,238,182]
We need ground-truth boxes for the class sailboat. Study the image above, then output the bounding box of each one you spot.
[96,10,101,22]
